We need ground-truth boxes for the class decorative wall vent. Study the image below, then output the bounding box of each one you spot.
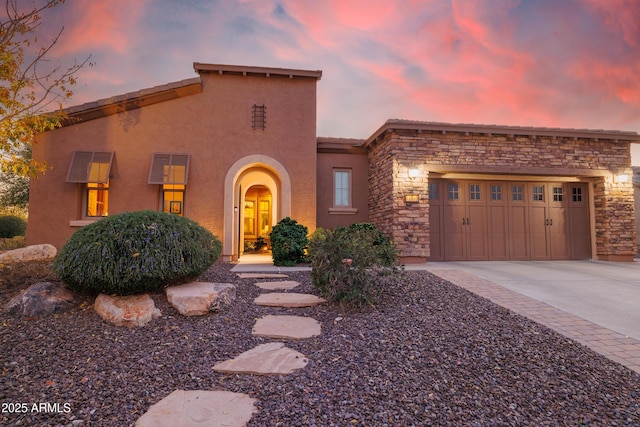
[252,104,266,130]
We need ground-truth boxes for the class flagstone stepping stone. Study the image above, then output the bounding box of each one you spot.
[255,280,300,290]
[135,389,257,427]
[252,315,321,339]
[213,342,308,375]
[165,282,236,316]
[254,292,327,308]
[237,273,289,279]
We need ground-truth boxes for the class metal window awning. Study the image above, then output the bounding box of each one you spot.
[148,153,190,185]
[66,151,114,183]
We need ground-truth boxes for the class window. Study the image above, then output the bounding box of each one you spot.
[148,153,190,216]
[572,187,583,202]
[532,186,544,201]
[512,185,523,201]
[334,169,351,207]
[428,183,438,200]
[252,104,266,130]
[491,184,502,201]
[469,184,481,200]
[448,183,459,200]
[244,200,256,235]
[553,186,563,202]
[259,200,270,236]
[66,151,114,217]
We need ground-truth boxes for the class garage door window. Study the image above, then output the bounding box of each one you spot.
[572,187,583,202]
[512,185,523,201]
[553,186,563,202]
[491,184,502,201]
[428,183,438,200]
[448,183,459,200]
[532,186,544,201]
[469,184,481,200]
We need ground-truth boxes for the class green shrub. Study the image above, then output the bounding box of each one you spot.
[0,215,27,239]
[269,217,308,266]
[308,223,398,307]
[53,210,222,295]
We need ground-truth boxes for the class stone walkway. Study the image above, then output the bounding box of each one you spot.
[136,272,324,426]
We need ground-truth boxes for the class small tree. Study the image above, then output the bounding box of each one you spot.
[1,0,91,177]
[0,144,30,211]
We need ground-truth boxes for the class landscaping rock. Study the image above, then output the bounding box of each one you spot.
[213,342,308,375]
[165,282,236,316]
[254,292,327,308]
[94,293,161,327]
[252,314,321,339]
[135,389,258,427]
[0,244,56,264]
[4,282,79,317]
[255,280,300,290]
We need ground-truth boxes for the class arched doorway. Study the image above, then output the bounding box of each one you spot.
[223,155,291,261]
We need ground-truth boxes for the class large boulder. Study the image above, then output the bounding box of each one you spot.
[165,282,236,316]
[0,244,57,264]
[94,294,161,327]
[4,282,79,317]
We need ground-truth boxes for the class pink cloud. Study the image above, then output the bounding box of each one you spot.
[584,0,640,48]
[55,0,149,55]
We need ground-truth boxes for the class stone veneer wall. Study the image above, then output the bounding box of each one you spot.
[368,128,637,262]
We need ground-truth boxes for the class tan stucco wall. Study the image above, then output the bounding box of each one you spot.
[316,149,369,229]
[28,71,318,255]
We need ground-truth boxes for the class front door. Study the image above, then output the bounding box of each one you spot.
[243,185,272,252]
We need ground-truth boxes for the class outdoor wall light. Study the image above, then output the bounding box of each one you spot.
[408,168,420,179]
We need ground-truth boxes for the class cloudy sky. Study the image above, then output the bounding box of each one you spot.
[30,0,640,163]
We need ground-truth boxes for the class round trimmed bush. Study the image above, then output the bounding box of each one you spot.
[53,211,222,295]
[0,215,27,238]
[269,217,308,266]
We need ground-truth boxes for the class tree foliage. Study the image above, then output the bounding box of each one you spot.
[1,0,90,177]
[0,143,29,209]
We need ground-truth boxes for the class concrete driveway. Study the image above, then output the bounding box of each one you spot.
[421,260,640,341]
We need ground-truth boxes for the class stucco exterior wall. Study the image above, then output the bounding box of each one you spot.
[28,70,318,252]
[368,128,637,262]
[316,146,369,229]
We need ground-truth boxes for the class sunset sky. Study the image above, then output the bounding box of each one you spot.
[29,0,640,164]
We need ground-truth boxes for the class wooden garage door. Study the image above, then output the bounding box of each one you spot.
[428,180,590,261]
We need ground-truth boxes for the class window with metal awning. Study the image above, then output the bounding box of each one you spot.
[148,153,190,216]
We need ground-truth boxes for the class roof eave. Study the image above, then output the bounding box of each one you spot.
[364,119,640,148]
[194,62,322,80]
[61,78,203,125]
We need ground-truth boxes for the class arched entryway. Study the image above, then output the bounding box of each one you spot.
[223,155,291,261]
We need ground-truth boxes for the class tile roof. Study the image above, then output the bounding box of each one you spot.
[317,137,366,153]
[63,77,201,120]
[365,119,640,147]
[194,63,322,80]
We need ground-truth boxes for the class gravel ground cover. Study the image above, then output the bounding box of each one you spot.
[1,262,639,426]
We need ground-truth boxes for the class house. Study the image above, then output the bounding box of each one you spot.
[634,166,640,255]
[27,63,640,262]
